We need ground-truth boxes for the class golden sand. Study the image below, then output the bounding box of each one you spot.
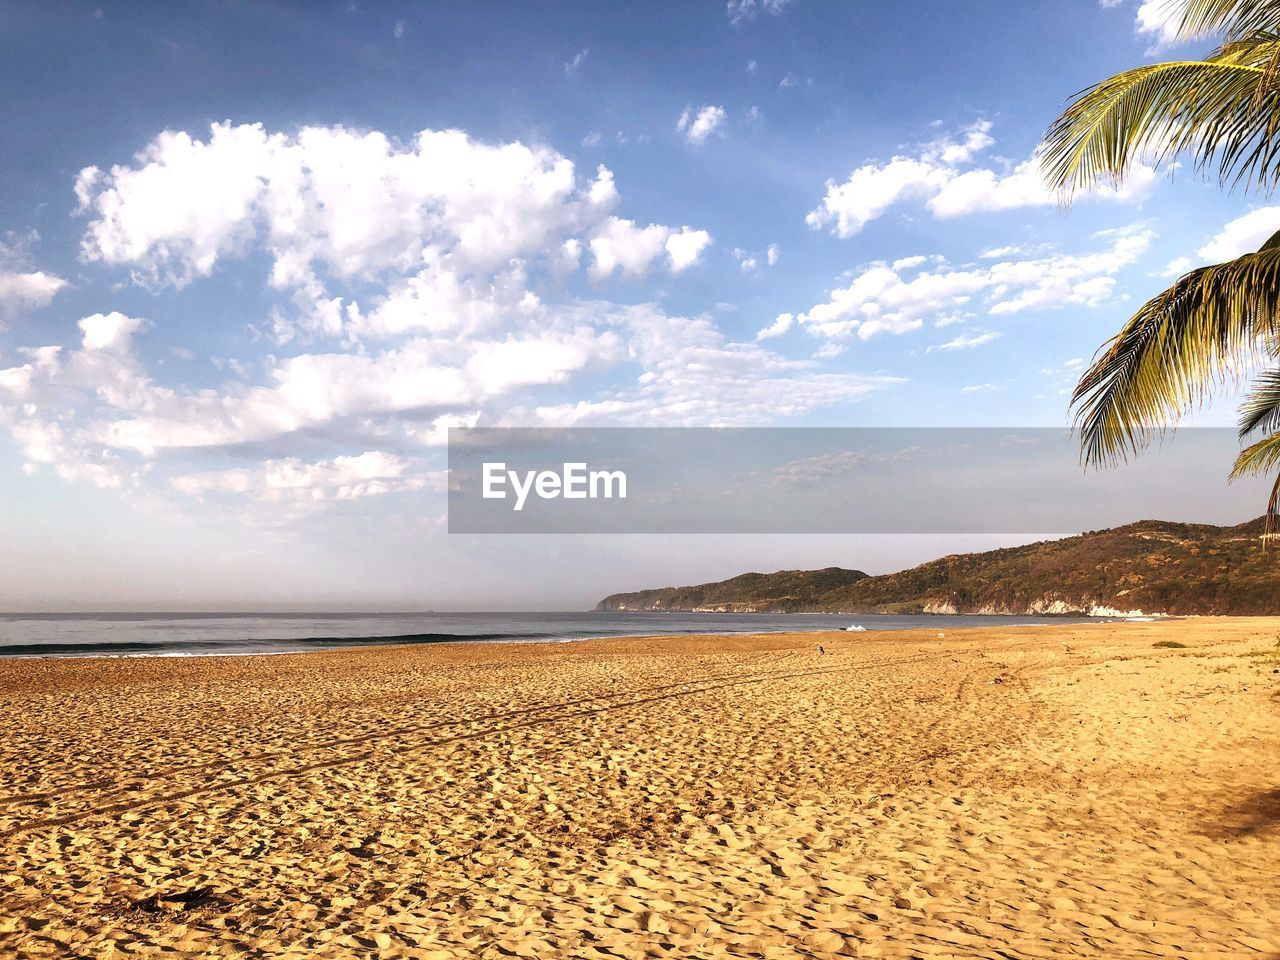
[0,618,1278,958]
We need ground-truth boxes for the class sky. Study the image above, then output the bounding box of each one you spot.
[0,0,1275,611]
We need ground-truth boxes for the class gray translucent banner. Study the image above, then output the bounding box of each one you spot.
[447,428,1270,533]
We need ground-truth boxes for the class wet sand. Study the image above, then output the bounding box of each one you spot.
[0,617,1278,958]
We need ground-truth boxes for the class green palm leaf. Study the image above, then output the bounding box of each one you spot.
[1042,41,1280,196]
[1238,367,1280,435]
[1232,426,1280,474]
[1229,428,1280,532]
[1071,229,1280,465]
[1180,0,1280,39]
[1047,1,1280,532]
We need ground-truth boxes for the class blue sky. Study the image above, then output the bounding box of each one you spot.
[0,0,1274,610]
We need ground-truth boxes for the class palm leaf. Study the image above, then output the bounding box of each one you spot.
[1042,42,1280,196]
[1179,0,1280,39]
[1232,426,1280,474]
[1238,368,1280,435]
[1071,230,1280,465]
[1229,428,1280,533]
[1052,1,1280,534]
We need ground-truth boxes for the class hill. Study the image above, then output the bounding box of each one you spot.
[596,567,868,613]
[596,518,1280,616]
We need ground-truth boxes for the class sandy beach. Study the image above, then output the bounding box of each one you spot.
[0,618,1277,958]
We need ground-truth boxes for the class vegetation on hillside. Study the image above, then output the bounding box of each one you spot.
[597,567,867,612]
[597,518,1279,616]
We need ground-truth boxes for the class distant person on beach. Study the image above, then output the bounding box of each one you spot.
[817,645,825,655]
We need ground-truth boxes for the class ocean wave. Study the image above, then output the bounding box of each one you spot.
[0,631,573,657]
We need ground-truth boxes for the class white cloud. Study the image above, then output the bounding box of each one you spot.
[762,446,940,488]
[979,244,1034,259]
[74,123,705,349]
[348,258,533,340]
[0,404,126,490]
[0,271,66,317]
[589,218,672,278]
[531,304,902,426]
[13,285,897,476]
[927,121,994,165]
[78,124,274,284]
[727,0,794,25]
[985,227,1152,315]
[85,324,624,456]
[588,219,710,277]
[755,312,793,340]
[6,120,914,518]
[807,121,1156,238]
[1143,206,1280,284]
[677,105,727,145]
[1039,355,1090,398]
[79,312,144,352]
[806,156,950,238]
[665,227,712,272]
[1133,0,1183,50]
[564,48,590,78]
[0,365,34,399]
[766,228,1153,342]
[1159,255,1193,278]
[928,330,1000,352]
[1041,356,1086,378]
[9,420,66,467]
[929,156,1156,218]
[0,231,68,318]
[961,383,999,393]
[76,123,636,293]
[1197,206,1280,262]
[0,268,630,494]
[734,244,778,274]
[392,19,405,39]
[172,451,438,504]
[4,296,899,505]
[1101,0,1193,51]
[404,411,482,447]
[891,255,931,271]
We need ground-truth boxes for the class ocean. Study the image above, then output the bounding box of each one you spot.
[0,611,1106,658]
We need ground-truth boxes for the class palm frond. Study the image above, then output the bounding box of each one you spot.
[1056,1,1280,533]
[1238,368,1280,435]
[1219,30,1280,103]
[1042,38,1280,196]
[1229,428,1280,534]
[1071,231,1280,465]
[1180,0,1280,39]
[1232,427,1280,475]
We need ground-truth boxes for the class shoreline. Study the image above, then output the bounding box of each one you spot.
[0,611,1157,662]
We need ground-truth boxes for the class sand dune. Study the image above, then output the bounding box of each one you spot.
[0,618,1278,957]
